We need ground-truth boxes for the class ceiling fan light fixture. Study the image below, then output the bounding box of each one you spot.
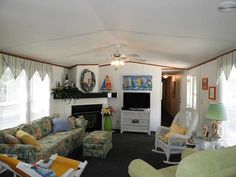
[111,59,125,67]
[217,1,236,12]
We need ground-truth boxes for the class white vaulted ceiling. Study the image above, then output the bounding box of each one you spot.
[0,0,236,68]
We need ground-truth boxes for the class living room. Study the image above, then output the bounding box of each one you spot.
[1,1,236,177]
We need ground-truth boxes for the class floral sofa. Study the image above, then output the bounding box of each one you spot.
[0,117,85,163]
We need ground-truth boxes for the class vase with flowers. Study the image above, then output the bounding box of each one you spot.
[102,106,115,131]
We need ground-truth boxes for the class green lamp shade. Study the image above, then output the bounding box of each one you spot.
[206,103,227,121]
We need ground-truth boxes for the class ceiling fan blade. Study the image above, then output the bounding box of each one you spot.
[120,54,128,59]
[128,58,147,62]
[127,54,140,57]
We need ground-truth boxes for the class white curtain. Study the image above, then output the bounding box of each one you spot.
[219,67,236,146]
[0,68,51,130]
[30,72,50,121]
[216,50,236,146]
[0,54,52,80]
[0,69,27,129]
[186,75,197,109]
[217,51,236,81]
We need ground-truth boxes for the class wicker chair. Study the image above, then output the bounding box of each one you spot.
[152,108,199,164]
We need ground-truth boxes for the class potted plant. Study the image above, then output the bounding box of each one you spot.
[51,86,83,103]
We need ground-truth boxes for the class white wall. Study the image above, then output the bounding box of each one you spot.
[180,60,218,133]
[50,66,68,115]
[50,65,108,124]
[99,63,162,131]
[69,65,99,92]
[49,63,162,131]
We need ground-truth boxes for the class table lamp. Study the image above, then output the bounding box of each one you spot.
[205,103,227,140]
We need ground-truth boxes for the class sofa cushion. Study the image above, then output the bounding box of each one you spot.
[37,128,85,161]
[52,118,70,133]
[4,124,25,136]
[16,130,41,151]
[129,159,168,177]
[21,124,43,140]
[176,145,236,177]
[35,117,53,137]
[69,117,76,129]
[2,132,21,144]
[0,131,5,143]
[75,116,86,128]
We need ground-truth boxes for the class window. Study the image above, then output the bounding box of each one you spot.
[0,69,27,129]
[0,68,50,130]
[186,75,197,109]
[220,66,236,146]
[30,72,50,121]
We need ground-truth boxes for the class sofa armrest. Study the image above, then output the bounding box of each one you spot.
[210,166,236,177]
[0,143,37,163]
[181,148,198,160]
[128,159,165,177]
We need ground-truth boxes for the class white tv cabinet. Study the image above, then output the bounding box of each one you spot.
[120,109,150,135]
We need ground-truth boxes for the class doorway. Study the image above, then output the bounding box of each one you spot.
[161,73,181,126]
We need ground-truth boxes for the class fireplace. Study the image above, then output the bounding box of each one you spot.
[72,104,102,131]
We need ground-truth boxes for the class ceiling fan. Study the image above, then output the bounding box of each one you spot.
[110,44,145,69]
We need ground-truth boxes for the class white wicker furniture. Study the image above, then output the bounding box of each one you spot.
[152,108,199,164]
[121,110,150,135]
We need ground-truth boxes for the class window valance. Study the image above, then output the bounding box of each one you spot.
[217,50,236,80]
[0,54,52,80]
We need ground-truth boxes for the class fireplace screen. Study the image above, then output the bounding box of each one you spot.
[72,104,102,131]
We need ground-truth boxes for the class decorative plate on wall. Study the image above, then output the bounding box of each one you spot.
[80,69,96,93]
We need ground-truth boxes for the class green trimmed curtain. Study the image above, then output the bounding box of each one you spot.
[217,50,236,80]
[0,54,52,80]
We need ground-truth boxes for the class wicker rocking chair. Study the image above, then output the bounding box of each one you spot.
[152,108,199,164]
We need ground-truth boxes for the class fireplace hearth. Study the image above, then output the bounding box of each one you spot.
[72,104,102,131]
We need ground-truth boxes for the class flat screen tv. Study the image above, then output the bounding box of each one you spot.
[123,92,150,110]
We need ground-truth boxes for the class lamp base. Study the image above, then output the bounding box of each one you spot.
[203,121,223,140]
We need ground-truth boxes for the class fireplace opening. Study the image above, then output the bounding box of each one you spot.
[72,104,102,131]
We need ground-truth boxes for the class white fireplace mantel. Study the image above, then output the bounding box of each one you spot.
[51,98,108,118]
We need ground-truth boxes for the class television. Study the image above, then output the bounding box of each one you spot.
[123,92,150,110]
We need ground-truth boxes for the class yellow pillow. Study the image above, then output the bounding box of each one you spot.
[160,123,188,143]
[16,130,41,151]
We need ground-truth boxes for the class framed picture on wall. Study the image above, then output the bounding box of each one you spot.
[208,86,216,100]
[202,78,208,90]
[123,75,152,90]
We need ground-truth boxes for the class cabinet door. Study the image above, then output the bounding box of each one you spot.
[122,125,148,133]
[122,111,136,119]
[137,112,150,119]
[122,118,149,126]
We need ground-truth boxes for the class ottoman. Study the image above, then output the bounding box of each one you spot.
[83,131,112,159]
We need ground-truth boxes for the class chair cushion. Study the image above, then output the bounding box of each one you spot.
[160,123,187,143]
[16,130,41,151]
